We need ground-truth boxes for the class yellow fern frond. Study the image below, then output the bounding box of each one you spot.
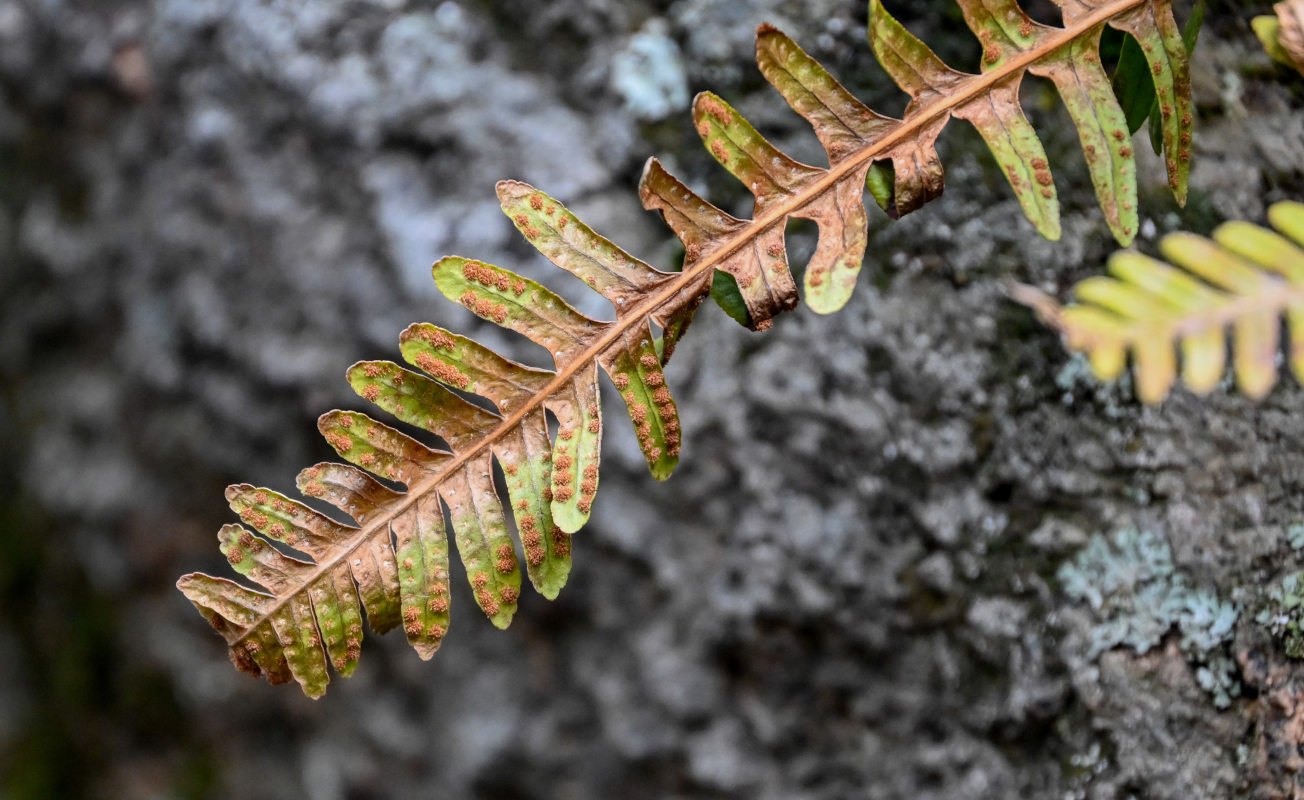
[1015,201,1304,404]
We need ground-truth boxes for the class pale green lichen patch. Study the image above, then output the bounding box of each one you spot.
[1059,528,1240,707]
[1256,570,1304,659]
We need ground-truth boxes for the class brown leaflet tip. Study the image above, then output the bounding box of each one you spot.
[500,586,519,604]
[529,194,544,210]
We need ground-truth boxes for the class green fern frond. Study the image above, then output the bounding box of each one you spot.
[179,0,1197,698]
[1014,201,1304,404]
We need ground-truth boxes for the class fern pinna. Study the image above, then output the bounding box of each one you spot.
[179,0,1195,697]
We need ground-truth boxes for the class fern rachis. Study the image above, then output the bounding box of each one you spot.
[180,0,1196,697]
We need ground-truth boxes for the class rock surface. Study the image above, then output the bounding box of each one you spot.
[1,0,1303,798]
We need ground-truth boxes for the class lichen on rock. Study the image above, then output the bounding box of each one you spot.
[1059,529,1241,707]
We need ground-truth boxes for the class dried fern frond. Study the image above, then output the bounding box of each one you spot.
[1255,0,1304,75]
[179,0,1197,698]
[1013,201,1304,404]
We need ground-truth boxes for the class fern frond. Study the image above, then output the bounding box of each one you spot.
[1255,0,1304,75]
[1013,201,1304,404]
[179,0,1196,697]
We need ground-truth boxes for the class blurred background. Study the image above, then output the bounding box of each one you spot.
[2,1,1303,798]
